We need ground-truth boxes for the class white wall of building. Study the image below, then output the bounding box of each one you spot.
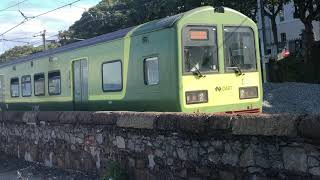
[277,2,320,41]
[257,1,320,56]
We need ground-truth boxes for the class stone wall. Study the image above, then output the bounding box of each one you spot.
[1,112,320,179]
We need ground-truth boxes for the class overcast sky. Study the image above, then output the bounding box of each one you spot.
[0,0,100,54]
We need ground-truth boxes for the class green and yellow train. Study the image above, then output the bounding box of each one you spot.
[0,6,263,113]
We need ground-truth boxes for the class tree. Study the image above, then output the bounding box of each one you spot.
[210,0,258,21]
[263,0,290,52]
[60,0,258,45]
[0,43,59,63]
[293,0,320,60]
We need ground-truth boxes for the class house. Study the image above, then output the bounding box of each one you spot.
[257,1,320,58]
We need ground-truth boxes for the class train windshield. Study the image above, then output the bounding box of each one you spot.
[183,26,218,74]
[224,27,257,72]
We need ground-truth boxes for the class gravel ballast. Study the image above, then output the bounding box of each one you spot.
[263,82,320,114]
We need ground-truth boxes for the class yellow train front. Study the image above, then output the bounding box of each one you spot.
[174,7,263,113]
[0,6,262,113]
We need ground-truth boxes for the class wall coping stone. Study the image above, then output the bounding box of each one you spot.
[0,111,318,140]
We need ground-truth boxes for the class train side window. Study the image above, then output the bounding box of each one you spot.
[34,73,45,96]
[144,57,159,85]
[48,71,61,95]
[102,60,122,92]
[21,75,32,97]
[10,78,19,97]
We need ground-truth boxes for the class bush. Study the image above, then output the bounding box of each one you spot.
[268,46,320,83]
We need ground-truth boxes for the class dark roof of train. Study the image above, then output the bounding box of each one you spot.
[0,13,183,69]
[0,27,133,68]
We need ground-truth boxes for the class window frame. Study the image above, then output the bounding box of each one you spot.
[48,70,61,96]
[10,77,20,98]
[222,25,258,73]
[144,56,160,86]
[181,24,219,75]
[101,60,123,92]
[34,73,45,96]
[280,32,287,43]
[21,75,32,97]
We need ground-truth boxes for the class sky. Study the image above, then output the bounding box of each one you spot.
[0,0,101,54]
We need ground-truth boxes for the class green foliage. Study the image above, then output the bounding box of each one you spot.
[293,0,320,22]
[0,43,60,63]
[103,161,128,180]
[0,45,41,63]
[60,0,258,44]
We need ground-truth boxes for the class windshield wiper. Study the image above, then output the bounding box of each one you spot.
[186,53,206,78]
[227,66,244,76]
[192,66,206,78]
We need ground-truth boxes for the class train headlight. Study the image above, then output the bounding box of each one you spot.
[239,87,258,100]
[186,90,208,104]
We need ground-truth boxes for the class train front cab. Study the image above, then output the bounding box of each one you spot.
[177,7,263,113]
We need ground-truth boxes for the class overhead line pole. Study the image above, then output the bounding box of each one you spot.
[33,30,47,50]
[259,0,268,83]
[42,30,47,51]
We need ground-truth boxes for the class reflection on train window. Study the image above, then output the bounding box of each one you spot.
[21,75,32,97]
[34,73,45,96]
[224,27,257,72]
[48,71,61,95]
[183,26,218,73]
[144,57,159,85]
[102,60,122,92]
[10,78,19,97]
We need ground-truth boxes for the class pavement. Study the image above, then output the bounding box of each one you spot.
[0,153,98,180]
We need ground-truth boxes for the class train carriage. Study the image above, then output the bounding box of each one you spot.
[0,6,263,113]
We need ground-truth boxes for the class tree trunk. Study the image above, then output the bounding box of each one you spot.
[302,20,315,62]
[271,16,279,53]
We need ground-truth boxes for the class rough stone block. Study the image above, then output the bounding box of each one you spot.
[22,112,39,125]
[3,111,24,123]
[207,115,232,131]
[232,114,297,137]
[155,113,178,130]
[176,114,208,133]
[59,112,78,124]
[38,112,61,123]
[298,115,320,140]
[283,147,307,173]
[117,112,155,129]
[91,111,117,125]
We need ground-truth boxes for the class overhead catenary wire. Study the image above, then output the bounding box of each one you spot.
[0,39,30,44]
[0,0,82,36]
[0,0,29,13]
[55,0,87,11]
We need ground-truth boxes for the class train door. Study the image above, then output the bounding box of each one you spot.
[0,75,4,110]
[72,59,88,110]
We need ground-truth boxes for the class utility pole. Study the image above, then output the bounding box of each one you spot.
[258,0,268,83]
[33,30,47,51]
[42,30,47,51]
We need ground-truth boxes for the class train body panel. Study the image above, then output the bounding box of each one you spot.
[0,6,263,113]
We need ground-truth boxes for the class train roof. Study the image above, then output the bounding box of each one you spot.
[0,11,184,69]
[0,6,248,69]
